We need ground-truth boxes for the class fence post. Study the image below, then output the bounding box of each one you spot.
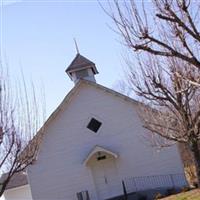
[170,174,175,188]
[133,177,137,192]
[122,180,128,200]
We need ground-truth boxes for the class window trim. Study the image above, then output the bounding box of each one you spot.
[87,118,102,133]
[84,114,104,135]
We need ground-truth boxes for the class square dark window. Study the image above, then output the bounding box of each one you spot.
[87,118,102,133]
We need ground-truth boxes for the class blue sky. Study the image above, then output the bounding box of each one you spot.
[0,0,130,116]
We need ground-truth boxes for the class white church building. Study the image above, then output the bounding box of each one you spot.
[3,54,187,200]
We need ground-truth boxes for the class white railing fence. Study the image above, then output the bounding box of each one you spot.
[123,173,188,193]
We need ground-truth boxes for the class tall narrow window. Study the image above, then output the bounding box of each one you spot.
[87,118,102,133]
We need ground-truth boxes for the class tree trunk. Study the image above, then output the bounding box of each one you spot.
[190,141,200,187]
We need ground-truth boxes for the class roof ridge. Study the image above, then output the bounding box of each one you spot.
[66,53,95,73]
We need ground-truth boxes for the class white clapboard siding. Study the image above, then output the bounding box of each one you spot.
[27,82,185,200]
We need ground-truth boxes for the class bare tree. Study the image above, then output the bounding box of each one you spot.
[106,0,200,185]
[0,66,45,196]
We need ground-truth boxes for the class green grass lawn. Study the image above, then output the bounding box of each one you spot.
[161,189,200,200]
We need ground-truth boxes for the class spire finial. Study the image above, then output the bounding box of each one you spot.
[73,38,79,54]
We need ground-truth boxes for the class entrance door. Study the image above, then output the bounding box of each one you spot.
[90,154,122,200]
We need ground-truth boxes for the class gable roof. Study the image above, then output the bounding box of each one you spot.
[65,53,98,75]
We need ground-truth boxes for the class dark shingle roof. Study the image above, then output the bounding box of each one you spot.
[0,171,28,190]
[65,53,98,74]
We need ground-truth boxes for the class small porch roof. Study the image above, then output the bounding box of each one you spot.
[83,145,118,166]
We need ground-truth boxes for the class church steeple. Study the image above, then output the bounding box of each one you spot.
[65,53,98,84]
